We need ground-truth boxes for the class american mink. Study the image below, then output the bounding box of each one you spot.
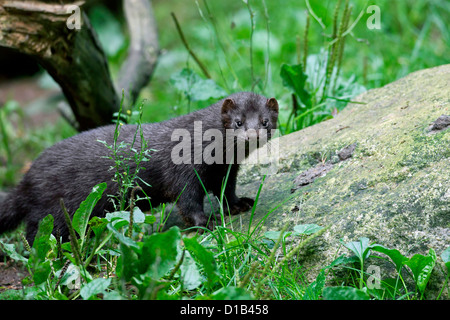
[0,92,278,243]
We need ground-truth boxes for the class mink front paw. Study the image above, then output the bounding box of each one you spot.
[184,212,222,231]
[228,197,255,215]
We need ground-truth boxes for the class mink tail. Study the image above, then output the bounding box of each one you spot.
[0,191,25,234]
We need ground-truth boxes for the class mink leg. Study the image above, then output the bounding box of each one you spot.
[177,187,221,230]
[218,165,255,216]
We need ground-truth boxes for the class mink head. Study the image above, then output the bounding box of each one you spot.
[221,92,279,142]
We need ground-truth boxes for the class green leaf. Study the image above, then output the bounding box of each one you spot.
[380,277,403,299]
[263,230,279,240]
[144,214,157,225]
[32,260,52,285]
[180,251,202,291]
[80,278,111,300]
[303,269,326,300]
[322,286,370,300]
[341,237,371,263]
[89,216,108,237]
[441,246,450,272]
[131,207,146,223]
[107,223,139,250]
[105,207,145,226]
[57,264,81,289]
[140,227,181,279]
[280,63,311,107]
[170,68,227,102]
[115,243,140,281]
[0,240,28,263]
[293,223,324,235]
[29,214,54,264]
[72,182,106,240]
[327,254,359,268]
[405,249,437,295]
[371,244,409,272]
[264,230,285,240]
[184,236,220,289]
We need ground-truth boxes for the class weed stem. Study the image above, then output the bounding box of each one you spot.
[171,12,212,79]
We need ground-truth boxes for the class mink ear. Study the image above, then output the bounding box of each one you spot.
[221,98,236,115]
[266,98,279,113]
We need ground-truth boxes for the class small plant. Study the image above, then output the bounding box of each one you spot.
[279,1,366,134]
[321,237,447,300]
[170,67,227,114]
[0,101,26,187]
[97,94,154,212]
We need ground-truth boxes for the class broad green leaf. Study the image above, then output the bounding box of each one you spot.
[106,223,139,250]
[180,251,202,291]
[184,236,220,288]
[140,227,181,279]
[80,278,111,300]
[115,242,140,281]
[341,237,371,262]
[327,254,359,268]
[371,244,409,272]
[105,207,146,229]
[323,286,370,300]
[170,68,227,102]
[280,63,311,107]
[144,214,157,225]
[405,249,437,295]
[263,230,280,240]
[131,207,146,223]
[0,240,28,263]
[57,264,81,289]
[106,211,129,229]
[264,230,285,240]
[72,182,106,240]
[380,277,403,299]
[32,260,52,285]
[29,214,54,264]
[89,216,108,237]
[441,246,450,272]
[293,223,324,235]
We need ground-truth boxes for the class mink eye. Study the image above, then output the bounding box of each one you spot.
[236,120,243,127]
[262,119,269,127]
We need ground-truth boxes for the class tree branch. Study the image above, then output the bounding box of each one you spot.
[0,0,160,131]
[0,0,120,131]
[117,0,160,108]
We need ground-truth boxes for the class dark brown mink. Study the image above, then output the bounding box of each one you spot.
[0,92,279,244]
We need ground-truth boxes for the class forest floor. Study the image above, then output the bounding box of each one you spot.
[0,261,28,292]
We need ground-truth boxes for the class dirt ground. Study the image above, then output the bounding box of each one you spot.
[0,260,28,293]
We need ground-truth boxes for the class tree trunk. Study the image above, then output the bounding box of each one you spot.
[0,0,159,131]
[118,0,159,107]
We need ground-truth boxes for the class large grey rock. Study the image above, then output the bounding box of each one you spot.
[234,64,449,298]
[161,64,449,298]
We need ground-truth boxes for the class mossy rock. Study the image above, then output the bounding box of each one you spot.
[162,65,449,298]
[234,64,449,299]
